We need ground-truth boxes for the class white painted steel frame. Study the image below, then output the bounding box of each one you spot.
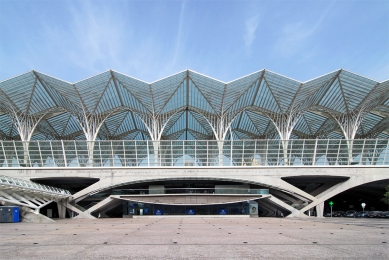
[0,139,388,167]
[1,69,388,145]
[0,175,71,195]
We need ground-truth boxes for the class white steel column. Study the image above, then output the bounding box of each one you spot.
[195,109,243,166]
[266,112,302,166]
[136,109,185,166]
[75,112,112,167]
[331,111,366,164]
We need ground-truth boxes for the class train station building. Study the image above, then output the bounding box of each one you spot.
[0,69,388,219]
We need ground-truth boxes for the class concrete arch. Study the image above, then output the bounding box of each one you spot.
[72,175,316,204]
[300,174,389,217]
[3,166,387,218]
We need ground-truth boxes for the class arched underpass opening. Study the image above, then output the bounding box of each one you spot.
[281,175,350,215]
[30,177,100,218]
[39,201,71,219]
[322,179,389,215]
[31,177,100,195]
[83,179,297,217]
[281,176,350,198]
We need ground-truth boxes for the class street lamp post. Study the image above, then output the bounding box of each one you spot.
[329,201,334,217]
[361,203,366,216]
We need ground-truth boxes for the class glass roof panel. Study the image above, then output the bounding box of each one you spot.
[189,71,225,113]
[252,79,281,113]
[318,77,347,113]
[151,71,187,113]
[115,80,148,114]
[0,114,17,139]
[164,111,186,136]
[112,71,152,112]
[227,78,260,114]
[296,70,339,109]
[28,80,57,114]
[236,111,259,135]
[301,112,327,134]
[224,71,262,110]
[34,72,80,109]
[46,112,82,138]
[293,115,312,136]
[74,71,112,112]
[160,81,186,114]
[365,79,389,107]
[357,113,383,136]
[94,79,122,114]
[1,69,387,141]
[239,110,275,136]
[188,79,215,114]
[327,131,344,139]
[0,72,36,113]
[263,71,301,113]
[338,71,376,111]
[188,110,214,136]
[115,112,138,137]
[103,111,135,137]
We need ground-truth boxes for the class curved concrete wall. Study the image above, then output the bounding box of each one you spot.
[2,166,388,218]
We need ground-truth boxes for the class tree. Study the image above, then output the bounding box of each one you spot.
[381,185,389,205]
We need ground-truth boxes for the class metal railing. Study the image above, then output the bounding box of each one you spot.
[0,175,71,195]
[0,139,388,168]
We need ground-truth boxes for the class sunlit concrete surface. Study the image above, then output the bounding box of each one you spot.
[1,217,388,259]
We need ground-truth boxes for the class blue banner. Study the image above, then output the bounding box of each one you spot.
[186,209,196,215]
[154,209,163,215]
[218,208,228,215]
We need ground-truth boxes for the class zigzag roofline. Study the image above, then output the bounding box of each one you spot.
[1,69,387,85]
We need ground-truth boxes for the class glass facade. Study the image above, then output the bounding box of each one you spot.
[123,201,251,216]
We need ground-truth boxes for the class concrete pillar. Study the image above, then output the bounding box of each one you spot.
[315,201,324,218]
[57,202,66,219]
[218,141,224,166]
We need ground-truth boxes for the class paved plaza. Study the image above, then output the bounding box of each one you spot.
[1,217,388,259]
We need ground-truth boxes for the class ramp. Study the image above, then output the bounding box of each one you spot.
[0,175,71,210]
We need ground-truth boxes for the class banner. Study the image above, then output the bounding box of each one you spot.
[186,209,196,215]
[218,208,228,215]
[249,200,258,215]
[154,209,163,215]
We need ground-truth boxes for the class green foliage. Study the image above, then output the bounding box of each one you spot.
[381,185,389,205]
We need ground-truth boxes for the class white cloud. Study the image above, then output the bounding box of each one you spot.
[40,1,161,81]
[275,22,317,57]
[171,0,186,69]
[65,1,129,73]
[274,1,335,59]
[244,14,260,48]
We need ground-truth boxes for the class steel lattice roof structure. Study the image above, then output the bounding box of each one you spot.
[0,69,388,142]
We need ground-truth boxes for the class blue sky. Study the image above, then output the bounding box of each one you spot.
[0,0,388,83]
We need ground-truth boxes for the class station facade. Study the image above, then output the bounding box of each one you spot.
[0,69,388,219]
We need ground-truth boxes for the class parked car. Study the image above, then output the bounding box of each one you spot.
[379,211,389,218]
[324,212,333,217]
[356,211,370,218]
[332,211,345,217]
[343,210,358,217]
[365,211,382,218]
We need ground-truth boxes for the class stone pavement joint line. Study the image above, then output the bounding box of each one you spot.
[1,217,388,259]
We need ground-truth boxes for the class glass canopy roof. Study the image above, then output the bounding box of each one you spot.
[0,69,388,141]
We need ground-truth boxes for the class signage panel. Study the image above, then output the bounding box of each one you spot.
[154,209,163,215]
[218,209,228,215]
[186,209,196,215]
